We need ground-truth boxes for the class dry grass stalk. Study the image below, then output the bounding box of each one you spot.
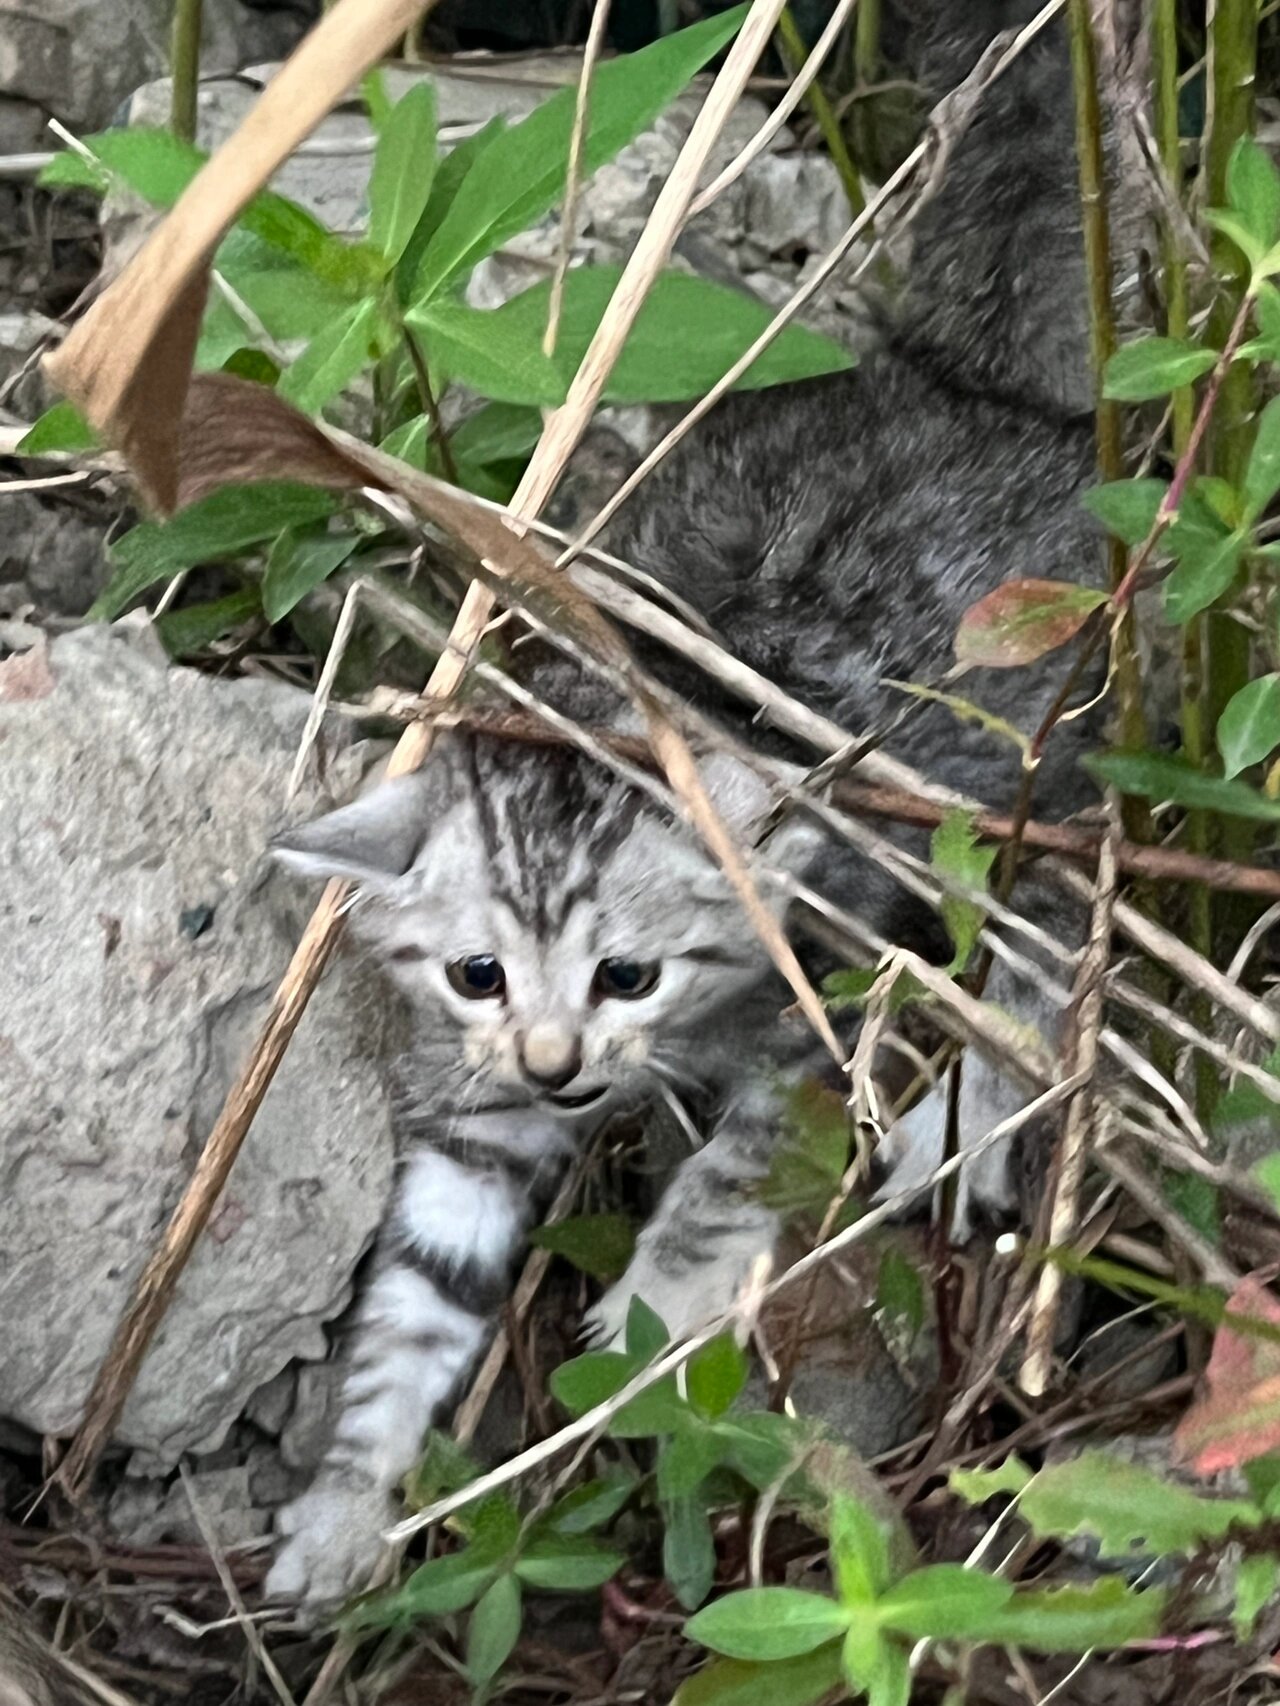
[687,0,863,216]
[543,0,613,358]
[178,1463,298,1706]
[1020,798,1120,1397]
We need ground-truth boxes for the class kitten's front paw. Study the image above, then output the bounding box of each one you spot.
[265,1473,394,1616]
[585,1257,751,1350]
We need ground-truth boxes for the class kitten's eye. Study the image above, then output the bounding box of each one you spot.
[593,958,660,1000]
[447,954,506,1000]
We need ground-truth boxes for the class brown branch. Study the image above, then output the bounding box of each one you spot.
[831,779,1280,899]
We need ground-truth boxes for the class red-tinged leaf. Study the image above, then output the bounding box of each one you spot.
[1175,1277,1280,1474]
[955,580,1109,670]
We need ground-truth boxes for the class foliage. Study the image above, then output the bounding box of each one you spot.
[29,8,850,655]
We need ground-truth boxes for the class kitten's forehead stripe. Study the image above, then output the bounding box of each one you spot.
[467,738,647,936]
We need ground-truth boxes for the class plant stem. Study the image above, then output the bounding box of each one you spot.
[777,7,866,220]
[1203,0,1258,871]
[851,0,880,177]
[1156,0,1215,1106]
[1067,1,1148,770]
[404,327,459,485]
[170,0,203,143]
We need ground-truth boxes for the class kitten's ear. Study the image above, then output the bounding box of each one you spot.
[271,772,437,888]
[696,751,821,874]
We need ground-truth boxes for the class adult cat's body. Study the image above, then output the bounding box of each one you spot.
[266,0,1110,1608]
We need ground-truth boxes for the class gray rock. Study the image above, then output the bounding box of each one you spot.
[109,1464,270,1548]
[0,620,395,1462]
[0,488,112,619]
[0,0,307,134]
[0,310,56,417]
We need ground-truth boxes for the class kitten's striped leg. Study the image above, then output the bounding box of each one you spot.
[587,1085,782,1347]
[266,1112,570,1613]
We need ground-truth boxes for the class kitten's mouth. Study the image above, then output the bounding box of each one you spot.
[544,1085,609,1112]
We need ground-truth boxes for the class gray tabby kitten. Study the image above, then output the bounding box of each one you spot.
[266,0,1107,1609]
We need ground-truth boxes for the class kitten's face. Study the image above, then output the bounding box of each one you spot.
[273,737,812,1117]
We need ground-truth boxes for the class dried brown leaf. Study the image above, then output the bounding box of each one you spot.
[43,0,435,512]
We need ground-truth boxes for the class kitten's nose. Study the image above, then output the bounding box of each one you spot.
[519,1025,582,1091]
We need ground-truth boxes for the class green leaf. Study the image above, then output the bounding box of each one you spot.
[1234,1554,1279,1639]
[980,1579,1166,1652]
[687,1589,851,1660]
[687,1334,748,1420]
[1219,674,1280,779]
[17,400,97,455]
[482,266,851,402]
[830,1493,891,1605]
[1164,1167,1222,1246]
[452,401,544,465]
[278,297,383,415]
[93,483,337,620]
[626,1296,670,1360]
[875,1565,1013,1640]
[1085,749,1280,822]
[657,1428,726,1501]
[1163,526,1244,624]
[395,114,508,303]
[1208,207,1270,270]
[467,1573,522,1685]
[544,1474,635,1536]
[550,1350,634,1416]
[217,233,359,339]
[1103,337,1218,401]
[664,1494,718,1611]
[407,299,564,405]
[712,1412,806,1491]
[462,1493,523,1564]
[514,1536,623,1591]
[672,1644,844,1706]
[528,1212,636,1282]
[841,1622,910,1706]
[156,587,261,655]
[262,529,359,623]
[1228,136,1280,251]
[1254,1154,1280,1212]
[612,1378,691,1439]
[953,579,1108,669]
[949,1457,1033,1504]
[1081,477,1168,545]
[1244,1451,1280,1513]
[1019,1450,1256,1556]
[875,1248,924,1349]
[930,808,998,974]
[1245,396,1280,522]
[409,7,749,302]
[759,1080,851,1219]
[368,82,438,262]
[355,1549,496,1623]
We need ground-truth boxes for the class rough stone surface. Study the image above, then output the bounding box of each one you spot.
[0,1,307,133]
[0,619,396,1463]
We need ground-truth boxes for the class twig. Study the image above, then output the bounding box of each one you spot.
[179,1462,297,1706]
[1020,796,1120,1396]
[1093,1144,1240,1289]
[287,576,362,801]
[543,0,613,358]
[387,1078,1081,1545]
[688,0,861,218]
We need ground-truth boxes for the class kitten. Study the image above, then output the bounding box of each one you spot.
[266,0,1110,1609]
